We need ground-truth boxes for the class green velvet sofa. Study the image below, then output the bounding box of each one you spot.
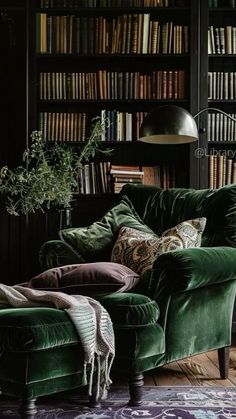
[1,184,236,417]
[39,184,236,393]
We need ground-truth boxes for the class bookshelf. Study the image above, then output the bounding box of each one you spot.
[29,0,200,194]
[199,0,236,188]
[0,0,201,283]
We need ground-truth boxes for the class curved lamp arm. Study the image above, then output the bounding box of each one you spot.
[194,107,236,122]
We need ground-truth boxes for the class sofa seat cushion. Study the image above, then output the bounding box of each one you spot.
[0,307,78,352]
[96,293,160,327]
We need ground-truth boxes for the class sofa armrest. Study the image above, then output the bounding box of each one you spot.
[148,246,236,299]
[39,240,85,270]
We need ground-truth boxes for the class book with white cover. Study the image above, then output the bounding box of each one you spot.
[110,170,144,176]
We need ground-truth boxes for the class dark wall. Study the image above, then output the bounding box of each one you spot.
[0,2,116,283]
[0,1,28,284]
[0,1,27,167]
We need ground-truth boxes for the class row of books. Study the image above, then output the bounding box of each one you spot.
[38,109,236,145]
[36,13,188,55]
[208,72,236,100]
[78,161,112,194]
[42,109,236,142]
[42,109,233,144]
[38,110,146,142]
[208,26,236,55]
[32,149,236,194]
[208,0,235,7]
[105,112,132,142]
[208,155,236,189]
[39,70,185,100]
[39,1,187,9]
[100,110,146,142]
[78,163,177,194]
[39,112,87,142]
[110,164,176,193]
[207,113,236,142]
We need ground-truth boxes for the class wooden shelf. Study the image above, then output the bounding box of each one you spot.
[209,54,236,58]
[209,7,236,11]
[38,99,188,104]
[37,7,190,13]
[36,53,189,58]
[208,141,236,145]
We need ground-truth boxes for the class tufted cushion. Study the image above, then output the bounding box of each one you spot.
[111,218,206,276]
[59,196,154,262]
[28,262,140,296]
[96,292,160,327]
[0,307,79,352]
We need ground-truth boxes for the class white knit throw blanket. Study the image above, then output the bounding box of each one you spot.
[0,284,115,399]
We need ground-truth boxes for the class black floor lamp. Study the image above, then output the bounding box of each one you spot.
[139,105,236,144]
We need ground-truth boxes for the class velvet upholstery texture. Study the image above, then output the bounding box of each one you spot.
[96,293,165,373]
[0,343,87,399]
[3,183,236,408]
[38,184,236,375]
[148,246,236,298]
[120,184,236,247]
[0,293,164,399]
[0,307,79,351]
[29,262,140,296]
[0,306,94,400]
[96,293,160,326]
[59,196,154,262]
[39,240,84,270]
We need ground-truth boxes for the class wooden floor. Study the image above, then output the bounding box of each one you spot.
[114,345,236,387]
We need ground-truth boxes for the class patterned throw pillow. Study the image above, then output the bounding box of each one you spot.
[111,218,206,276]
[161,217,206,248]
[111,227,182,276]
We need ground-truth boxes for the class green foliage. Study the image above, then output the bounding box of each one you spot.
[0,118,111,216]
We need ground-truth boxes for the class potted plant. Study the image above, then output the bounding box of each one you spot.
[0,117,111,219]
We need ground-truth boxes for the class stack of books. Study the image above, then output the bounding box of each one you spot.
[110,165,144,193]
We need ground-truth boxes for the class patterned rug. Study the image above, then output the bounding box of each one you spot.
[1,386,236,418]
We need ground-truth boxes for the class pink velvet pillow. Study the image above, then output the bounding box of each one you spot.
[28,262,140,296]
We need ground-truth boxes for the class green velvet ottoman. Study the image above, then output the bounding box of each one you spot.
[0,293,164,416]
[0,306,91,417]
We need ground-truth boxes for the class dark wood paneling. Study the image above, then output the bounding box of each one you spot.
[0,2,28,284]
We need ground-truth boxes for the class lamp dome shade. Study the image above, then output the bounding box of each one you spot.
[139,105,199,144]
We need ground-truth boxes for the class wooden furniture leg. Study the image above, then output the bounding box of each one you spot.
[218,346,230,379]
[128,373,144,406]
[19,397,37,419]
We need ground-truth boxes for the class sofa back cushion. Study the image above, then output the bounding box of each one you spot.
[120,184,236,247]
